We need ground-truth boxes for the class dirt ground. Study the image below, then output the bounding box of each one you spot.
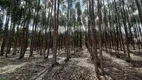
[0,47,142,80]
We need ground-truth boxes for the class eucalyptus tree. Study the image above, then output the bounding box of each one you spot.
[0,0,13,56]
[120,0,131,62]
[97,0,104,74]
[65,0,75,62]
[0,13,3,34]
[5,0,22,57]
[0,11,3,43]
[75,1,82,48]
[135,0,142,24]
[19,0,33,59]
[29,0,41,57]
[71,8,78,49]
[0,14,9,56]
[0,0,142,77]
[52,0,60,65]
[88,0,99,75]
[42,0,51,59]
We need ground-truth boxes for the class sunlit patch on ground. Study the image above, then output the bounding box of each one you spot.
[0,63,27,74]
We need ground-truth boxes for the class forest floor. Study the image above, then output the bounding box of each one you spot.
[0,47,142,80]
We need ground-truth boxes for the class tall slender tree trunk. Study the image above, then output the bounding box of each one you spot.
[0,15,9,56]
[89,0,99,75]
[135,0,142,24]
[5,22,16,57]
[65,0,71,62]
[97,0,104,74]
[13,26,19,55]
[52,0,60,65]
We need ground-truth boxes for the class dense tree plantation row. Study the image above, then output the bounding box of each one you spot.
[0,0,142,80]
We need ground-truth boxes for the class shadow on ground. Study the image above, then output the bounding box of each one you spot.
[103,56,142,80]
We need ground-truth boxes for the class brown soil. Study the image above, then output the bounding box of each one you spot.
[0,47,142,80]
